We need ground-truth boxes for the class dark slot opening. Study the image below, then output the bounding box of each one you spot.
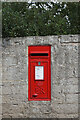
[30,53,48,56]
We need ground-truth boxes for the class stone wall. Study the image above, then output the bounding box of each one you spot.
[2,35,79,119]
[0,38,2,120]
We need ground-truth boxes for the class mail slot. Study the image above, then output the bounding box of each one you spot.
[30,53,48,56]
[28,46,51,101]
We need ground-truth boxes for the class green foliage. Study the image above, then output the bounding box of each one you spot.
[2,2,80,37]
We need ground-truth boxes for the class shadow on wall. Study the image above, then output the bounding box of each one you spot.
[1,118,79,120]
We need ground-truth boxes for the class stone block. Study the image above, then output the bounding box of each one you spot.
[52,103,78,114]
[66,94,78,104]
[63,85,78,94]
[60,35,78,43]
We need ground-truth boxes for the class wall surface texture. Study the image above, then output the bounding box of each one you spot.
[2,35,79,119]
[0,38,2,120]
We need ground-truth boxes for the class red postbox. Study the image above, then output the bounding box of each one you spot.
[28,46,51,101]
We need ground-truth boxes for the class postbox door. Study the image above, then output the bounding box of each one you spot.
[30,61,48,100]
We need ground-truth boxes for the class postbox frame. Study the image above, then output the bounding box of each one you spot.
[28,45,51,101]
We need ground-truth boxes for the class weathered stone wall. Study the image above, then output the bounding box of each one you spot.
[2,35,79,119]
[0,38,2,120]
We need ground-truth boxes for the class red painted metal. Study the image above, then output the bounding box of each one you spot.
[28,46,51,101]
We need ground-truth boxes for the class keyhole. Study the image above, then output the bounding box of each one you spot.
[38,62,41,65]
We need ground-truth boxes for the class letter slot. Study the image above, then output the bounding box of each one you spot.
[30,53,48,56]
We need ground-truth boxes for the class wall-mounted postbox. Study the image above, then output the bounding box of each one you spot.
[28,46,51,101]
